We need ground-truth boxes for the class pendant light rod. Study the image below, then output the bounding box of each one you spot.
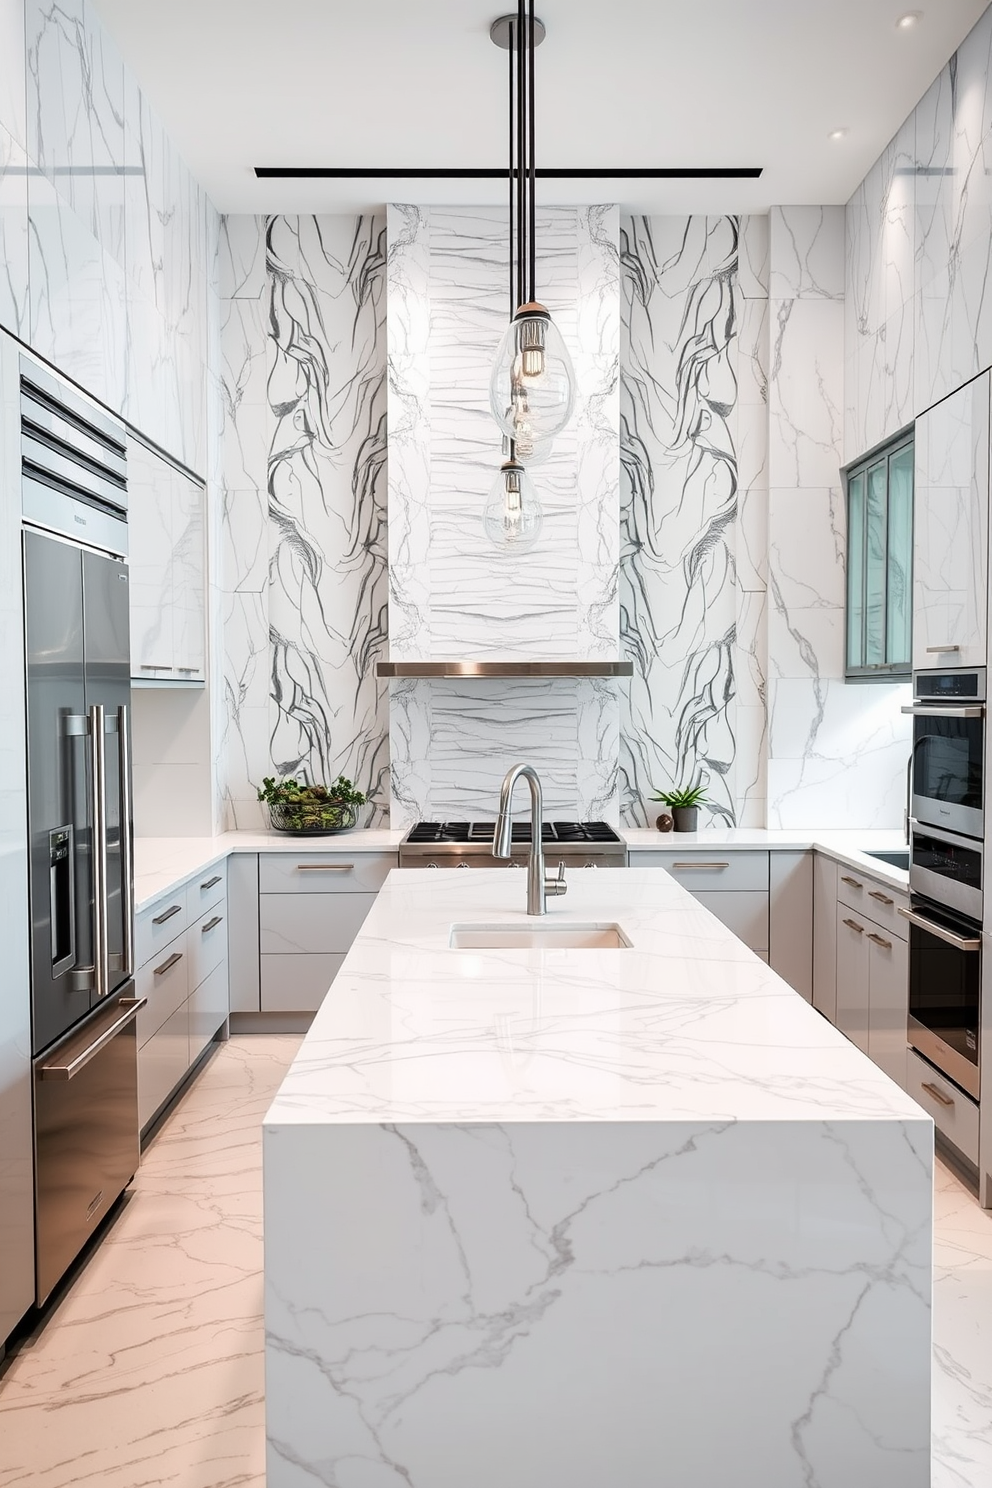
[528,0,536,304]
[517,0,526,311]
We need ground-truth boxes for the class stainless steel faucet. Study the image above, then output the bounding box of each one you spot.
[494,763,568,915]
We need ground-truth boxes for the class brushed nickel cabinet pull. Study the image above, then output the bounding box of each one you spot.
[868,890,894,906]
[866,932,892,950]
[921,1081,954,1108]
[140,663,173,670]
[152,903,182,925]
[176,667,199,674]
[295,863,354,872]
[202,916,224,933]
[200,875,222,890]
[841,876,863,890]
[925,644,961,653]
[154,951,183,976]
[672,861,731,870]
[842,918,864,934]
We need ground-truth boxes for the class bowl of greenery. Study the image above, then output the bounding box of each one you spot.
[649,782,708,834]
[258,775,367,835]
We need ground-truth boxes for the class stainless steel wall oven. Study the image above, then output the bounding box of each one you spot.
[904,668,985,841]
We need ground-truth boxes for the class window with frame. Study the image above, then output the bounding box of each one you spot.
[845,431,913,680]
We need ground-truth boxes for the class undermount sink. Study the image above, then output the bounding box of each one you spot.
[863,849,910,870]
[449,922,632,950]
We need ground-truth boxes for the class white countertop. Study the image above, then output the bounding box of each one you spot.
[134,824,910,912]
[623,826,910,889]
[133,828,405,911]
[266,867,925,1130]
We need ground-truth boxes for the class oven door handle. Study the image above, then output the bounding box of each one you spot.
[900,705,985,718]
[897,906,982,950]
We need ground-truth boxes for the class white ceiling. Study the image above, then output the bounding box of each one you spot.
[91,0,989,215]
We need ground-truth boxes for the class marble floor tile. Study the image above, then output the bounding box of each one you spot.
[1,1038,992,1486]
[0,1035,302,1488]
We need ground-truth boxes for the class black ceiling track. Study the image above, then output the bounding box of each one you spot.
[254,166,763,180]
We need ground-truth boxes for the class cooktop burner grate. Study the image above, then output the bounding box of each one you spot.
[404,820,622,846]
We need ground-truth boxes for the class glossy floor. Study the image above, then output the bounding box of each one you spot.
[0,1036,989,1487]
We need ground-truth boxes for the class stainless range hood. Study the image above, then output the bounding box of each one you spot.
[376,661,633,679]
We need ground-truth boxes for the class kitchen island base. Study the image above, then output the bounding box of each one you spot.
[263,867,932,1488]
[266,1117,930,1487]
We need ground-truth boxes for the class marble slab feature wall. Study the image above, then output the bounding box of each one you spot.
[619,215,769,828]
[385,204,620,824]
[220,214,389,829]
[766,206,910,828]
[846,3,992,459]
[390,677,618,824]
[387,204,619,662]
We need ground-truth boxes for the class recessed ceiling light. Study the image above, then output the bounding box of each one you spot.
[896,11,922,28]
[828,128,849,141]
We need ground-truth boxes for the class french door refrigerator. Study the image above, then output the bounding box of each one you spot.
[21,359,142,1306]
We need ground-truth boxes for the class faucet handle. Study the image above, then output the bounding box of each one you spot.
[546,860,567,897]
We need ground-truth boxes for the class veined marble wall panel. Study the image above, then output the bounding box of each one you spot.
[220,214,390,828]
[846,4,992,461]
[386,203,619,661]
[26,0,124,268]
[28,169,128,412]
[388,678,618,827]
[0,125,29,338]
[619,214,765,828]
[0,0,26,149]
[769,205,910,828]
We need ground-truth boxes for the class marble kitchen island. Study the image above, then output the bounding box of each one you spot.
[264,868,933,1488]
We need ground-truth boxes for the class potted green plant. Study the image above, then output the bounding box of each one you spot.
[257,775,367,836]
[650,782,708,834]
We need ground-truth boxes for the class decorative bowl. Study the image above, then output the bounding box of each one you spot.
[267,801,360,836]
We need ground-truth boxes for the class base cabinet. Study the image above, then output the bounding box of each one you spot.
[835,885,909,1089]
[135,867,229,1133]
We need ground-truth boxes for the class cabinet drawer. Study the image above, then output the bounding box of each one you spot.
[259,853,396,895]
[188,900,228,991]
[135,887,188,970]
[259,892,377,954]
[261,953,347,1013]
[906,1048,978,1165]
[692,890,769,952]
[189,961,228,1065]
[137,1002,189,1131]
[135,931,189,1047]
[188,863,226,919]
[837,869,908,939]
[636,851,769,892]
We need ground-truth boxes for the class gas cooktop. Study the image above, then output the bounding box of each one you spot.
[405,821,622,845]
[398,820,628,868]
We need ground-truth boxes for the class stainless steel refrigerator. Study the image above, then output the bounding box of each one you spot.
[21,361,142,1306]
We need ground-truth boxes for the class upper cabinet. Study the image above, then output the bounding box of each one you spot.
[913,372,990,670]
[128,435,206,683]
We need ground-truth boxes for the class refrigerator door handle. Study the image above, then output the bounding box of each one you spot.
[117,705,134,979]
[71,705,109,997]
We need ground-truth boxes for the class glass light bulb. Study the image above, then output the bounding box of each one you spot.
[490,304,575,445]
[483,460,543,553]
[501,386,555,465]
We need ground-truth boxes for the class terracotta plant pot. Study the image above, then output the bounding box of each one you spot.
[672,806,698,833]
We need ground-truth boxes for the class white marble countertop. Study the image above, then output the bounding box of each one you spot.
[133,828,405,911]
[623,826,910,890]
[134,824,909,913]
[266,867,926,1130]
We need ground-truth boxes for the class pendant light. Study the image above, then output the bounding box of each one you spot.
[489,3,575,449]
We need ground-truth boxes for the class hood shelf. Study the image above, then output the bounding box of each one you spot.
[376,660,633,679]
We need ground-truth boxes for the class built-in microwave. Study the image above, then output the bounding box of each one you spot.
[903,669,985,841]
